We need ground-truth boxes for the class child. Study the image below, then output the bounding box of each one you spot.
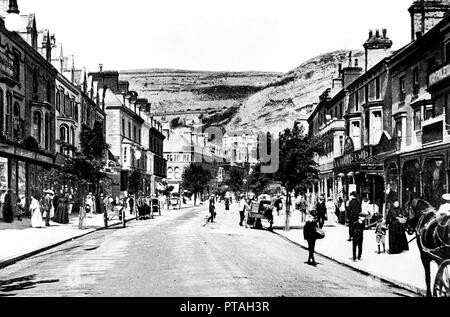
[375,217,387,254]
[351,213,367,261]
[304,213,319,266]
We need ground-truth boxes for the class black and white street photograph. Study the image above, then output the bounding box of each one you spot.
[0,0,449,302]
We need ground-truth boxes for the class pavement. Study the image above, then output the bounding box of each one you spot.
[271,209,437,297]
[0,202,416,297]
[0,210,137,270]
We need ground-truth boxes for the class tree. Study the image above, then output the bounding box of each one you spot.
[248,163,273,198]
[225,168,245,194]
[275,124,325,231]
[181,164,213,205]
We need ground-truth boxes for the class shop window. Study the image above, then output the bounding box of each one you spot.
[399,76,406,102]
[402,160,421,206]
[423,158,446,208]
[32,112,42,144]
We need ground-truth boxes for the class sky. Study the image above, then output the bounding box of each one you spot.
[19,0,413,73]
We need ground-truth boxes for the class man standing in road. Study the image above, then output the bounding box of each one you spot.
[41,189,54,227]
[238,194,250,227]
[207,194,216,223]
[347,192,362,241]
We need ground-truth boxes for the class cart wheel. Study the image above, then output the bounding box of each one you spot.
[434,260,450,297]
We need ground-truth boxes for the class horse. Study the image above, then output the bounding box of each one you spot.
[407,198,450,297]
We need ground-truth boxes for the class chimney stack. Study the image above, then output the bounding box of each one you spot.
[363,28,393,71]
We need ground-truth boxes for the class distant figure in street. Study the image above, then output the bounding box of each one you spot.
[326,197,338,225]
[85,193,94,217]
[304,212,319,266]
[351,212,367,261]
[225,197,230,211]
[298,196,307,223]
[2,189,14,223]
[128,196,134,215]
[386,200,409,254]
[207,195,216,223]
[274,196,283,216]
[375,217,387,254]
[338,197,346,224]
[54,193,69,224]
[347,192,361,241]
[41,189,54,227]
[315,195,327,229]
[238,194,250,227]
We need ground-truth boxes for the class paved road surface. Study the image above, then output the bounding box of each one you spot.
[0,204,417,297]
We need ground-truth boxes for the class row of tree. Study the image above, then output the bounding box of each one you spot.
[179,124,325,230]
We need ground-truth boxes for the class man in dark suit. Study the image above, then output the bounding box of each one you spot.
[207,195,216,223]
[316,196,327,229]
[347,192,362,241]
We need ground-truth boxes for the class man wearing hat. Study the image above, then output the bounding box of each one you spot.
[438,194,450,216]
[351,211,368,261]
[41,189,54,227]
[347,192,362,241]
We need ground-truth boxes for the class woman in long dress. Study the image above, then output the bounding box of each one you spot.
[30,195,45,228]
[386,200,409,254]
[2,190,14,223]
[326,198,338,225]
[54,194,69,224]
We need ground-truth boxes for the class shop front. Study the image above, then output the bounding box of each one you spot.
[0,145,54,218]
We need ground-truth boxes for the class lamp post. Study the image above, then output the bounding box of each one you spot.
[4,0,22,33]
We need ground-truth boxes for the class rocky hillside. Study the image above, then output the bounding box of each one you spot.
[226,50,365,134]
[120,50,364,134]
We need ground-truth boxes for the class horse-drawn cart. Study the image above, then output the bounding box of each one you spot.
[408,199,450,297]
[247,199,274,232]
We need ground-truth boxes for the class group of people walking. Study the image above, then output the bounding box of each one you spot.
[29,190,73,228]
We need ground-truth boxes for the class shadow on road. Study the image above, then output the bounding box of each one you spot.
[0,274,59,297]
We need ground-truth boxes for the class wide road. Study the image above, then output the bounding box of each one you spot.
[0,203,417,297]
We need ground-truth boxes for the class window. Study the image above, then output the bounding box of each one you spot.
[122,119,125,135]
[395,120,403,139]
[446,42,450,63]
[128,122,131,139]
[375,77,381,99]
[33,111,42,143]
[0,89,3,133]
[174,167,181,180]
[399,76,406,102]
[413,68,419,96]
[414,110,422,131]
[133,126,136,141]
[56,91,60,112]
[46,81,52,102]
[44,114,50,150]
[60,125,68,142]
[13,102,21,139]
[428,57,436,74]
[138,129,141,144]
[6,92,12,135]
[167,168,174,179]
[355,91,359,112]
[13,54,20,82]
[365,85,369,104]
[71,127,75,146]
[74,103,79,121]
[124,147,128,163]
[32,68,38,96]
[339,102,343,119]
[425,104,436,120]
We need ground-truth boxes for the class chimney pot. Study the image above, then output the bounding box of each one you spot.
[99,64,103,72]
[355,58,359,68]
[382,29,387,38]
[375,29,380,38]
[369,30,373,38]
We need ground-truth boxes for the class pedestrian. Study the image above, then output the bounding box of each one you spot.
[274,195,283,216]
[347,192,361,241]
[128,195,135,215]
[41,189,54,227]
[207,194,216,223]
[303,212,320,266]
[85,193,94,217]
[54,193,69,224]
[386,200,409,254]
[351,212,367,261]
[225,197,230,211]
[2,189,14,223]
[326,197,338,225]
[375,217,387,254]
[238,194,250,227]
[316,195,327,229]
[298,195,307,222]
[30,192,45,228]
